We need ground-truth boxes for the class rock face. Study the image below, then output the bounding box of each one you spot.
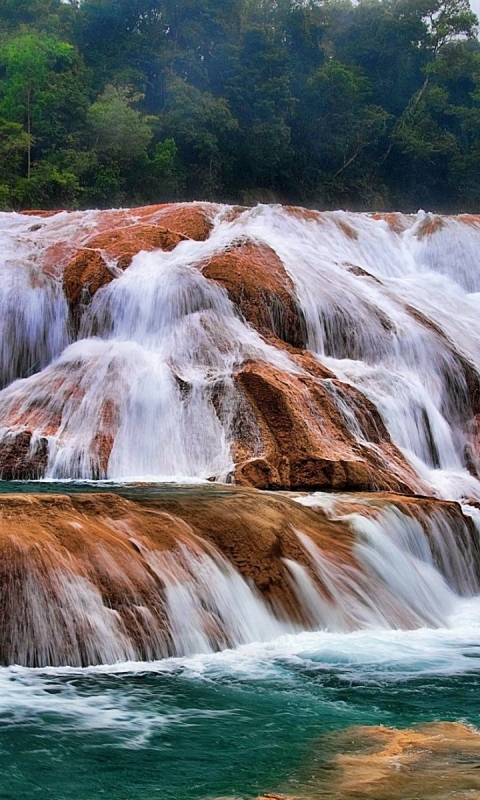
[202,242,307,348]
[0,488,354,665]
[62,203,215,315]
[63,249,116,309]
[232,359,419,492]
[0,431,48,480]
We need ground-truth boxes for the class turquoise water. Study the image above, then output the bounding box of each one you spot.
[2,625,480,799]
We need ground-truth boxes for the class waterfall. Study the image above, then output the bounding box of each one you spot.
[0,205,479,497]
[0,489,478,667]
[1,204,480,666]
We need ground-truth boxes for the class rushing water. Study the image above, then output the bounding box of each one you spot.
[2,483,480,797]
[3,618,480,800]
[1,207,480,499]
[2,206,480,796]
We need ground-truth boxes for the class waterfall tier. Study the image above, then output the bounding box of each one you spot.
[1,486,478,667]
[0,203,479,501]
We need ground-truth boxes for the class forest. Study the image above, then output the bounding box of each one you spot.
[0,0,479,211]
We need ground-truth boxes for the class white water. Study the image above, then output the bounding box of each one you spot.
[2,205,480,666]
[2,492,479,667]
[0,206,479,497]
[3,605,480,734]
[3,531,289,667]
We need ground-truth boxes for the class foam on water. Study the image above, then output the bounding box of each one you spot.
[2,593,480,726]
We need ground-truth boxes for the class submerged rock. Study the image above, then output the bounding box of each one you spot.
[259,722,480,799]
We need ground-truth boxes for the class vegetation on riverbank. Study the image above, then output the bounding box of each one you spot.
[0,0,479,211]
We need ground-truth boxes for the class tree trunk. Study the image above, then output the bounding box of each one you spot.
[26,87,31,180]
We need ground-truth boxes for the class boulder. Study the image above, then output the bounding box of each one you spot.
[232,359,420,493]
[202,241,307,348]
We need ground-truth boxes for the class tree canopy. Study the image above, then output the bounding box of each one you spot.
[0,0,478,210]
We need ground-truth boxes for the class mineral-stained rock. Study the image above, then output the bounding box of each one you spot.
[416,214,446,238]
[151,203,215,241]
[202,242,307,348]
[20,209,68,218]
[0,488,356,665]
[62,203,215,313]
[0,487,470,667]
[370,212,411,233]
[232,359,420,493]
[63,249,115,309]
[85,224,189,269]
[258,722,480,800]
[0,431,48,480]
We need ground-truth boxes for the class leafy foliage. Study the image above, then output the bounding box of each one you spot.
[0,0,478,210]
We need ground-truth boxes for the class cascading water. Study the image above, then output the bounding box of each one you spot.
[3,205,480,800]
[1,487,478,668]
[0,205,480,500]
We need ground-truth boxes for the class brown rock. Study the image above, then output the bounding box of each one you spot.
[20,209,68,218]
[336,219,359,239]
[0,488,356,664]
[260,722,480,799]
[202,242,307,348]
[416,214,446,238]
[0,487,477,666]
[0,431,49,480]
[370,212,411,234]
[233,359,419,493]
[61,203,216,313]
[85,224,189,269]
[63,249,115,309]
[459,214,480,228]
[284,206,323,223]
[152,203,214,241]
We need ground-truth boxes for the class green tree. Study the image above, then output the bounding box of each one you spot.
[87,84,154,160]
[0,33,77,178]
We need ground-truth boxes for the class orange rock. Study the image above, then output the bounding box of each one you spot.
[284,206,323,223]
[152,203,215,241]
[63,249,115,309]
[260,721,480,799]
[202,242,307,348]
[370,212,410,234]
[20,209,68,218]
[331,722,480,798]
[0,488,477,666]
[458,214,480,228]
[233,359,419,493]
[86,224,189,269]
[416,215,446,238]
[62,203,216,311]
[0,488,357,664]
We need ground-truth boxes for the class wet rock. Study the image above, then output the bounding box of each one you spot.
[233,359,418,493]
[63,249,115,310]
[0,431,48,480]
[202,241,307,348]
